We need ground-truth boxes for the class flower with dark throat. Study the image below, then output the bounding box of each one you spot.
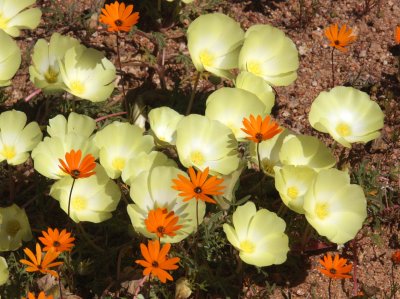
[135,240,180,283]
[318,253,352,279]
[99,1,139,32]
[241,114,283,143]
[58,149,96,179]
[324,24,356,52]
[39,228,75,253]
[19,243,63,278]
[172,167,224,204]
[145,208,182,238]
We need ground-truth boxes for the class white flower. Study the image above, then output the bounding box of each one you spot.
[0,204,32,251]
[29,33,80,93]
[239,25,299,86]
[94,122,154,179]
[59,44,116,102]
[0,30,21,86]
[0,0,41,37]
[127,166,205,243]
[223,201,289,267]
[0,110,42,165]
[205,87,266,140]
[0,257,9,285]
[148,107,183,145]
[50,164,121,223]
[187,13,244,78]
[309,86,384,148]
[274,165,317,214]
[279,135,336,171]
[175,114,240,175]
[303,169,367,244]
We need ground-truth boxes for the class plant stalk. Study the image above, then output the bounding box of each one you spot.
[186,71,201,115]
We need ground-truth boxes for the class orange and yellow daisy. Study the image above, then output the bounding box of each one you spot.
[99,1,139,32]
[22,291,54,299]
[39,228,75,253]
[324,24,356,52]
[135,240,180,283]
[19,243,63,278]
[145,208,182,238]
[395,26,400,44]
[241,114,283,143]
[172,167,224,204]
[58,149,96,179]
[318,253,352,279]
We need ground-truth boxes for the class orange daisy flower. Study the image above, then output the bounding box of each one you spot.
[22,292,54,299]
[20,243,63,278]
[318,253,352,279]
[58,149,96,179]
[145,208,183,238]
[39,228,75,253]
[324,24,356,52]
[135,240,180,283]
[241,114,283,143]
[392,250,400,264]
[171,167,224,204]
[395,26,400,44]
[99,1,139,32]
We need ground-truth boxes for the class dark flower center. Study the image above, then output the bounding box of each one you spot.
[329,268,337,274]
[37,265,43,270]
[72,169,81,178]
[157,226,165,234]
[53,241,61,247]
[152,261,159,268]
[114,19,123,26]
[334,40,340,45]
[255,133,263,141]
[194,187,202,194]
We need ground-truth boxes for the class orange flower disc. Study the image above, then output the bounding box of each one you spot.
[318,253,352,279]
[145,208,183,238]
[99,1,139,32]
[172,167,225,204]
[324,24,356,52]
[135,240,180,283]
[241,114,283,143]
[39,228,75,253]
[58,149,96,179]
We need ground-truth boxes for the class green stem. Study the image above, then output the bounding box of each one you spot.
[328,278,332,299]
[256,142,264,198]
[67,179,76,219]
[186,71,201,115]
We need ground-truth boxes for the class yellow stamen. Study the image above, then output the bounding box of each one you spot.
[199,50,215,67]
[112,157,126,171]
[70,81,85,95]
[247,61,263,76]
[0,145,16,160]
[240,240,255,254]
[315,202,329,219]
[71,196,87,211]
[0,13,9,29]
[287,186,299,199]
[44,67,59,84]
[190,151,205,166]
[336,123,351,137]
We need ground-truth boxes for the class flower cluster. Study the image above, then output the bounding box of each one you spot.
[0,0,393,297]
